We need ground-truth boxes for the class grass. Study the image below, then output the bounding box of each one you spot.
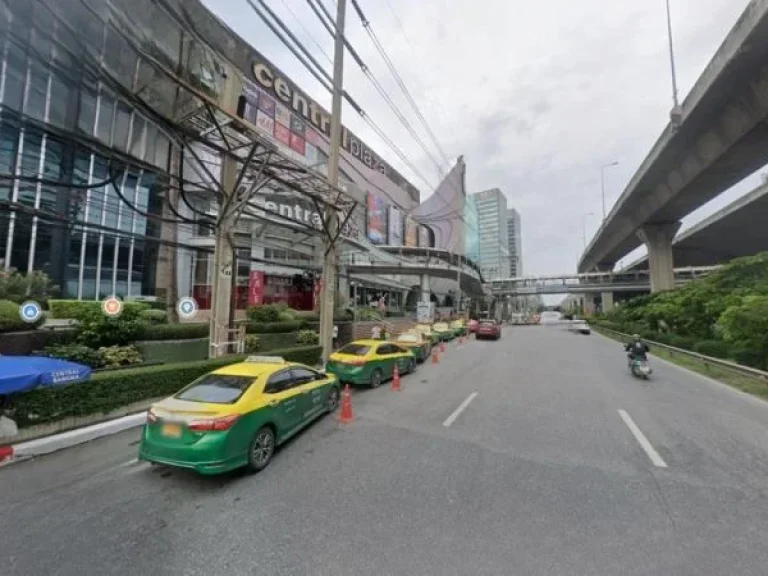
[594,327,768,401]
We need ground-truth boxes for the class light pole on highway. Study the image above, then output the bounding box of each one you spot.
[665,0,683,125]
[581,212,595,249]
[601,161,619,220]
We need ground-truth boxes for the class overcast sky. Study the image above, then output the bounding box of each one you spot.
[203,0,758,277]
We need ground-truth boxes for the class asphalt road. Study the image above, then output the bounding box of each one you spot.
[3,326,768,575]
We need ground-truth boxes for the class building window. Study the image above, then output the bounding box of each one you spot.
[113,102,131,151]
[3,43,26,111]
[96,91,115,144]
[25,62,49,121]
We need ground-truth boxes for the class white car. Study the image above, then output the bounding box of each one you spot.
[569,319,591,335]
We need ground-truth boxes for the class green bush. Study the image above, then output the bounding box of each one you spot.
[692,340,731,359]
[257,332,297,351]
[729,345,766,370]
[247,304,281,322]
[134,338,208,364]
[48,299,149,320]
[76,305,146,348]
[99,345,143,369]
[0,269,55,305]
[138,322,209,341]
[0,299,42,333]
[296,329,319,345]
[245,334,260,353]
[278,310,296,322]
[8,345,323,428]
[245,320,305,334]
[42,344,105,368]
[356,308,380,321]
[139,309,168,325]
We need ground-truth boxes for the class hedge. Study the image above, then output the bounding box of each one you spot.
[0,299,44,333]
[9,345,323,428]
[138,322,209,341]
[134,338,209,364]
[258,332,298,351]
[48,299,149,320]
[245,320,306,334]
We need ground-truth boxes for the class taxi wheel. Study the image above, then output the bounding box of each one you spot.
[246,426,275,473]
[370,368,383,388]
[327,386,340,412]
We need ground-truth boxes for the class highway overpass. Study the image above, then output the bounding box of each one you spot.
[489,267,717,296]
[624,180,768,271]
[578,0,768,291]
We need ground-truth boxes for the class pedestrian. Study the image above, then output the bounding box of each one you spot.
[371,324,381,340]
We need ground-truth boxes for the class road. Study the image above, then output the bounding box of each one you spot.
[3,327,768,575]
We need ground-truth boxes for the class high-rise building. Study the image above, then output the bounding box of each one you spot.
[506,209,523,277]
[470,188,510,279]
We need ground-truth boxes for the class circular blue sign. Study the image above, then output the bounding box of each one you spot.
[19,300,42,323]
[177,297,198,319]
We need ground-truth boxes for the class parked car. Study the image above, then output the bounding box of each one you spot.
[451,319,468,337]
[414,324,441,345]
[326,339,416,388]
[432,322,455,342]
[468,319,479,333]
[569,319,591,335]
[395,331,432,362]
[476,320,502,340]
[138,356,340,475]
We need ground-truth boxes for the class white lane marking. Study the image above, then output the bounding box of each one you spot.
[618,410,668,468]
[443,392,478,427]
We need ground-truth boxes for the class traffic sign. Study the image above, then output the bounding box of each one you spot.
[102,296,123,317]
[177,297,199,320]
[19,301,42,323]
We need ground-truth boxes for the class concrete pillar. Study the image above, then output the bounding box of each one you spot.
[583,294,596,316]
[420,274,431,304]
[602,291,614,312]
[636,222,681,292]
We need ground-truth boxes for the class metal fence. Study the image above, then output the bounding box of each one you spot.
[594,326,768,381]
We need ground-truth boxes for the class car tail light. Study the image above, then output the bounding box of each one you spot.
[146,408,158,424]
[188,414,240,432]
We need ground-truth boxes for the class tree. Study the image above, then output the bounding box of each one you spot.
[716,295,768,368]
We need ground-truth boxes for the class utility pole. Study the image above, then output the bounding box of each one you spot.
[319,0,347,365]
[665,0,682,126]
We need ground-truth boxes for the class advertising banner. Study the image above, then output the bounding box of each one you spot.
[367,192,388,244]
[248,271,265,306]
[405,216,418,247]
[388,206,403,246]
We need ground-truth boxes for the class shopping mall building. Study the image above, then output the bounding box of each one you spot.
[0,0,476,311]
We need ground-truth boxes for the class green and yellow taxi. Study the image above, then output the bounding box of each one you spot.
[432,322,455,342]
[395,331,432,362]
[138,356,340,475]
[414,324,441,346]
[326,339,416,388]
[451,319,468,337]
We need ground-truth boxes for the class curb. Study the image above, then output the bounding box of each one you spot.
[1,412,147,467]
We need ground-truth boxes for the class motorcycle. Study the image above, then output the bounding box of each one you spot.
[628,356,652,379]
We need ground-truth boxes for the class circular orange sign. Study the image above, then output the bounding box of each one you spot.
[102,296,123,317]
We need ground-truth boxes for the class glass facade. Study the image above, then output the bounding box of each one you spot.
[465,195,480,265]
[0,0,172,299]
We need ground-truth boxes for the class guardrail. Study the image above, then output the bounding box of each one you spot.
[594,326,768,381]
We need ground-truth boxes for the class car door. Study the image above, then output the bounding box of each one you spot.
[389,344,410,372]
[263,369,303,437]
[378,343,406,377]
[290,367,327,423]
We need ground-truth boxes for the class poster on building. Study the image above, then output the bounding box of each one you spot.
[289,132,305,155]
[248,270,265,306]
[275,103,291,127]
[388,206,403,246]
[256,110,274,136]
[419,225,430,248]
[405,216,418,247]
[274,122,290,146]
[367,192,388,244]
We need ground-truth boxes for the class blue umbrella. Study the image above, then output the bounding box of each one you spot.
[0,356,92,395]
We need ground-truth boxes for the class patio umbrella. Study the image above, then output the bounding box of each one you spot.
[0,356,92,396]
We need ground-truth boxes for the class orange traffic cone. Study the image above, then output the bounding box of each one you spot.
[432,348,439,364]
[0,444,13,464]
[392,363,401,391]
[339,384,354,424]
[440,341,446,353]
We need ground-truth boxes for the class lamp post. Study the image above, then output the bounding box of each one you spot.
[665,0,682,125]
[601,161,619,220]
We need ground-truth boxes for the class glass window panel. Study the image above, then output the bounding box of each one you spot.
[48,72,71,128]
[104,184,119,229]
[121,173,138,232]
[3,43,26,111]
[88,157,108,224]
[33,221,53,275]
[25,62,48,121]
[99,235,115,297]
[9,213,33,270]
[20,131,43,177]
[143,122,157,164]
[43,137,63,182]
[30,18,53,65]
[130,116,145,159]
[96,92,114,144]
[0,121,19,201]
[113,103,131,151]
[154,131,169,168]
[77,86,97,135]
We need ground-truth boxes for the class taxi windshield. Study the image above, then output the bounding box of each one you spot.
[397,334,419,343]
[434,323,449,330]
[176,374,255,404]
[338,343,371,356]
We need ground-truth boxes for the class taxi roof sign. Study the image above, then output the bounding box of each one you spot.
[245,355,286,364]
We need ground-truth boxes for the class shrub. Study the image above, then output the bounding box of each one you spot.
[247,304,281,322]
[257,332,297,351]
[139,309,168,325]
[135,338,208,364]
[42,344,105,368]
[692,340,731,359]
[245,334,260,353]
[729,345,766,370]
[0,299,43,333]
[8,345,323,428]
[138,322,209,341]
[277,310,296,322]
[76,305,147,348]
[48,299,150,321]
[245,320,305,334]
[356,308,380,321]
[98,345,143,369]
[0,269,55,304]
[296,329,319,345]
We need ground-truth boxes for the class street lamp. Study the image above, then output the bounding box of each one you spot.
[581,212,595,249]
[601,161,619,220]
[665,0,682,126]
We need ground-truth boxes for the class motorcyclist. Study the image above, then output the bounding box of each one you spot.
[625,334,650,364]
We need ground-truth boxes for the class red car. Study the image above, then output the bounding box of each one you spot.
[468,319,479,333]
[476,320,501,340]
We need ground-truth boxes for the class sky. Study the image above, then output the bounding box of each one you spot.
[202,0,759,277]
